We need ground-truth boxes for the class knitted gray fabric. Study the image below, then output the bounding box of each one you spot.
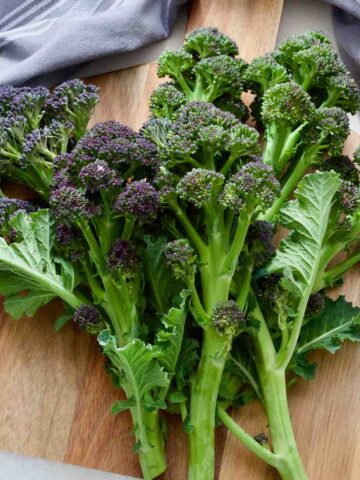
[0,0,187,86]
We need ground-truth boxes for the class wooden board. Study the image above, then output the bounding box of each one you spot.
[2,0,360,479]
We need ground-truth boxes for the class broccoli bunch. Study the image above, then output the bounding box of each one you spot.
[0,80,99,198]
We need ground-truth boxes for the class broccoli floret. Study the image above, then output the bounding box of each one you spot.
[156,31,247,106]
[161,102,257,171]
[107,239,140,276]
[212,300,245,337]
[214,96,249,122]
[79,159,121,193]
[246,221,275,268]
[318,74,360,114]
[337,181,360,215]
[244,53,290,95]
[115,179,160,222]
[275,31,346,91]
[45,79,99,139]
[192,55,246,102]
[220,161,280,213]
[164,239,197,282]
[73,305,105,335]
[149,82,186,120]
[50,185,98,222]
[184,27,238,59]
[176,169,225,208]
[10,86,49,129]
[261,81,316,173]
[321,155,359,185]
[140,118,174,149]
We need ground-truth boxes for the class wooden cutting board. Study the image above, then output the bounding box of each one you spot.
[0,1,359,479]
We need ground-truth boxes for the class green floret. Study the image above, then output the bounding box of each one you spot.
[192,55,246,102]
[157,48,194,95]
[184,27,238,59]
[164,238,197,282]
[261,81,316,173]
[275,31,346,91]
[160,102,259,172]
[149,83,186,120]
[176,168,225,208]
[220,161,280,213]
[161,102,238,168]
[319,74,360,114]
[244,53,290,95]
[140,118,173,149]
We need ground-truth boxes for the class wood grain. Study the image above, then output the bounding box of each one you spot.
[4,1,360,480]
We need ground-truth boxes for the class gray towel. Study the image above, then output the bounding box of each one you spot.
[325,0,360,84]
[0,0,187,87]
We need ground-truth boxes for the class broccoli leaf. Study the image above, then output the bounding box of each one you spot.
[98,330,170,413]
[291,296,360,379]
[298,295,360,354]
[143,236,184,314]
[267,172,340,302]
[154,289,189,376]
[0,210,80,318]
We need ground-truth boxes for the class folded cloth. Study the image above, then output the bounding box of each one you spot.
[0,0,187,87]
[324,0,360,84]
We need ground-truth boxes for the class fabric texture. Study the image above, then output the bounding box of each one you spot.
[0,0,187,87]
[324,0,360,84]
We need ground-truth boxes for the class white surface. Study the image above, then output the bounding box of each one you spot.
[278,0,360,134]
[0,452,139,480]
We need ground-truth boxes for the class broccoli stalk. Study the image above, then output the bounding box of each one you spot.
[154,102,279,479]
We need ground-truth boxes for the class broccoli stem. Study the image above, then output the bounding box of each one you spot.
[77,218,135,344]
[260,152,310,221]
[256,367,308,480]
[247,299,309,479]
[129,407,166,480]
[315,249,360,291]
[188,326,230,480]
[263,125,305,175]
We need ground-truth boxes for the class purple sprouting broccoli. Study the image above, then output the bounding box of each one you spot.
[246,221,275,268]
[220,162,280,214]
[212,300,246,337]
[73,305,105,335]
[176,169,225,208]
[164,238,197,282]
[45,79,99,139]
[115,179,160,223]
[160,102,259,171]
[107,239,140,276]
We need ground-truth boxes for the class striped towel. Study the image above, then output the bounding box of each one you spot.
[0,0,187,86]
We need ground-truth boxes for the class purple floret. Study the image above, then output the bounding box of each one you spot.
[220,161,280,212]
[79,160,121,192]
[50,185,98,221]
[247,221,275,267]
[107,239,140,273]
[212,300,245,336]
[337,181,359,214]
[115,179,160,222]
[73,305,101,329]
[0,198,34,227]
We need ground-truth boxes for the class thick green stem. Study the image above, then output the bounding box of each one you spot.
[257,367,308,480]
[130,407,166,480]
[188,326,230,480]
